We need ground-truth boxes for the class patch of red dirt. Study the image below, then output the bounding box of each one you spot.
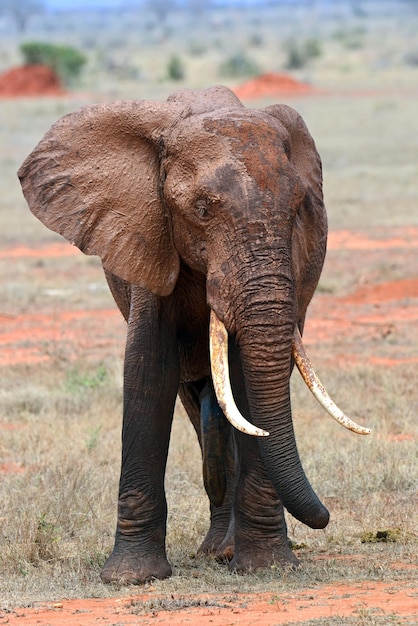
[1,228,418,368]
[0,309,123,365]
[328,227,418,250]
[233,71,316,100]
[304,293,418,364]
[2,583,416,625]
[341,278,418,305]
[388,433,414,442]
[0,65,65,98]
[0,423,26,431]
[0,462,25,474]
[0,243,78,259]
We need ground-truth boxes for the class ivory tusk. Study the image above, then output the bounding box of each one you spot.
[292,327,371,435]
[209,310,269,437]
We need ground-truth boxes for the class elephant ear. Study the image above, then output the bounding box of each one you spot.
[262,104,323,204]
[18,100,186,296]
[262,104,327,314]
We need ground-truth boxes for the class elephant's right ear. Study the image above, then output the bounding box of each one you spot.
[18,100,185,296]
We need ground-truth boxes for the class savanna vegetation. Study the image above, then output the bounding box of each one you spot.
[0,1,417,622]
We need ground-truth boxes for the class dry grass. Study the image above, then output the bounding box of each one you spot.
[0,1,417,612]
[0,341,416,607]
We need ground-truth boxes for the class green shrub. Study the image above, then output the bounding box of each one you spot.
[248,33,264,48]
[65,365,108,392]
[188,41,206,56]
[332,27,366,50]
[284,39,306,69]
[219,52,260,78]
[304,37,322,60]
[167,54,185,81]
[283,37,322,70]
[20,41,86,85]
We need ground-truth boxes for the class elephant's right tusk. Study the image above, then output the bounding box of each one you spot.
[292,327,371,435]
[209,310,269,437]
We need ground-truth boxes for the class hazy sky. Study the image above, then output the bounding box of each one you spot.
[44,0,251,8]
[45,0,135,7]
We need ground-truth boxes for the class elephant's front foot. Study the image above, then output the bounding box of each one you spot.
[199,529,235,562]
[101,488,173,584]
[229,538,299,574]
[100,546,172,585]
[198,506,235,561]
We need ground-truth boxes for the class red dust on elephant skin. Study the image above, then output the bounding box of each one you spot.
[0,65,65,98]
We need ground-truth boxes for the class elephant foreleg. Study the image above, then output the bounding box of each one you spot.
[101,288,179,585]
[229,431,299,572]
[178,380,237,560]
[228,341,299,572]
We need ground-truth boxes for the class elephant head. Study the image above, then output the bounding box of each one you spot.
[18,86,369,531]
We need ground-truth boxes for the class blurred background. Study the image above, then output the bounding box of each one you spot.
[1,0,418,100]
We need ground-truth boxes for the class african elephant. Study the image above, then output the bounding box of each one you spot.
[18,85,369,584]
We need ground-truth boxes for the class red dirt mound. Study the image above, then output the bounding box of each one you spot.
[233,71,315,100]
[0,64,65,98]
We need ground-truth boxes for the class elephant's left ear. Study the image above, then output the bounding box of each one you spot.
[262,104,323,204]
[18,100,185,296]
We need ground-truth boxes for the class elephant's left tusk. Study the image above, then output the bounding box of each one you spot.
[209,310,269,437]
[292,327,371,435]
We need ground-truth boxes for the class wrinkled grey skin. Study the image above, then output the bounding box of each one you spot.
[18,86,328,584]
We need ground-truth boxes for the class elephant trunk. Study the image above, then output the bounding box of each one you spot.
[209,266,329,529]
[237,298,329,529]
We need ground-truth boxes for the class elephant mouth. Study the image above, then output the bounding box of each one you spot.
[209,309,371,437]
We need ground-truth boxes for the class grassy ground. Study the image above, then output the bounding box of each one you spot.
[0,1,417,616]
[0,356,416,608]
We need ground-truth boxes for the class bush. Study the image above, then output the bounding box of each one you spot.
[248,33,264,48]
[219,52,260,78]
[332,27,366,50]
[167,54,185,81]
[20,41,86,85]
[284,39,306,70]
[304,37,322,60]
[283,37,322,70]
[404,49,418,66]
[188,41,206,56]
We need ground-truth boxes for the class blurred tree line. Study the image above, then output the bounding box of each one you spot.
[0,0,215,33]
[1,0,417,34]
[0,0,44,32]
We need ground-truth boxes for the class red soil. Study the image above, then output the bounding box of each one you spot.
[0,243,79,259]
[1,228,418,368]
[233,72,316,100]
[341,277,418,305]
[2,583,417,625]
[0,65,65,98]
[0,308,123,365]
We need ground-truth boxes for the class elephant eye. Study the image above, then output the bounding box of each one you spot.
[195,199,210,219]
